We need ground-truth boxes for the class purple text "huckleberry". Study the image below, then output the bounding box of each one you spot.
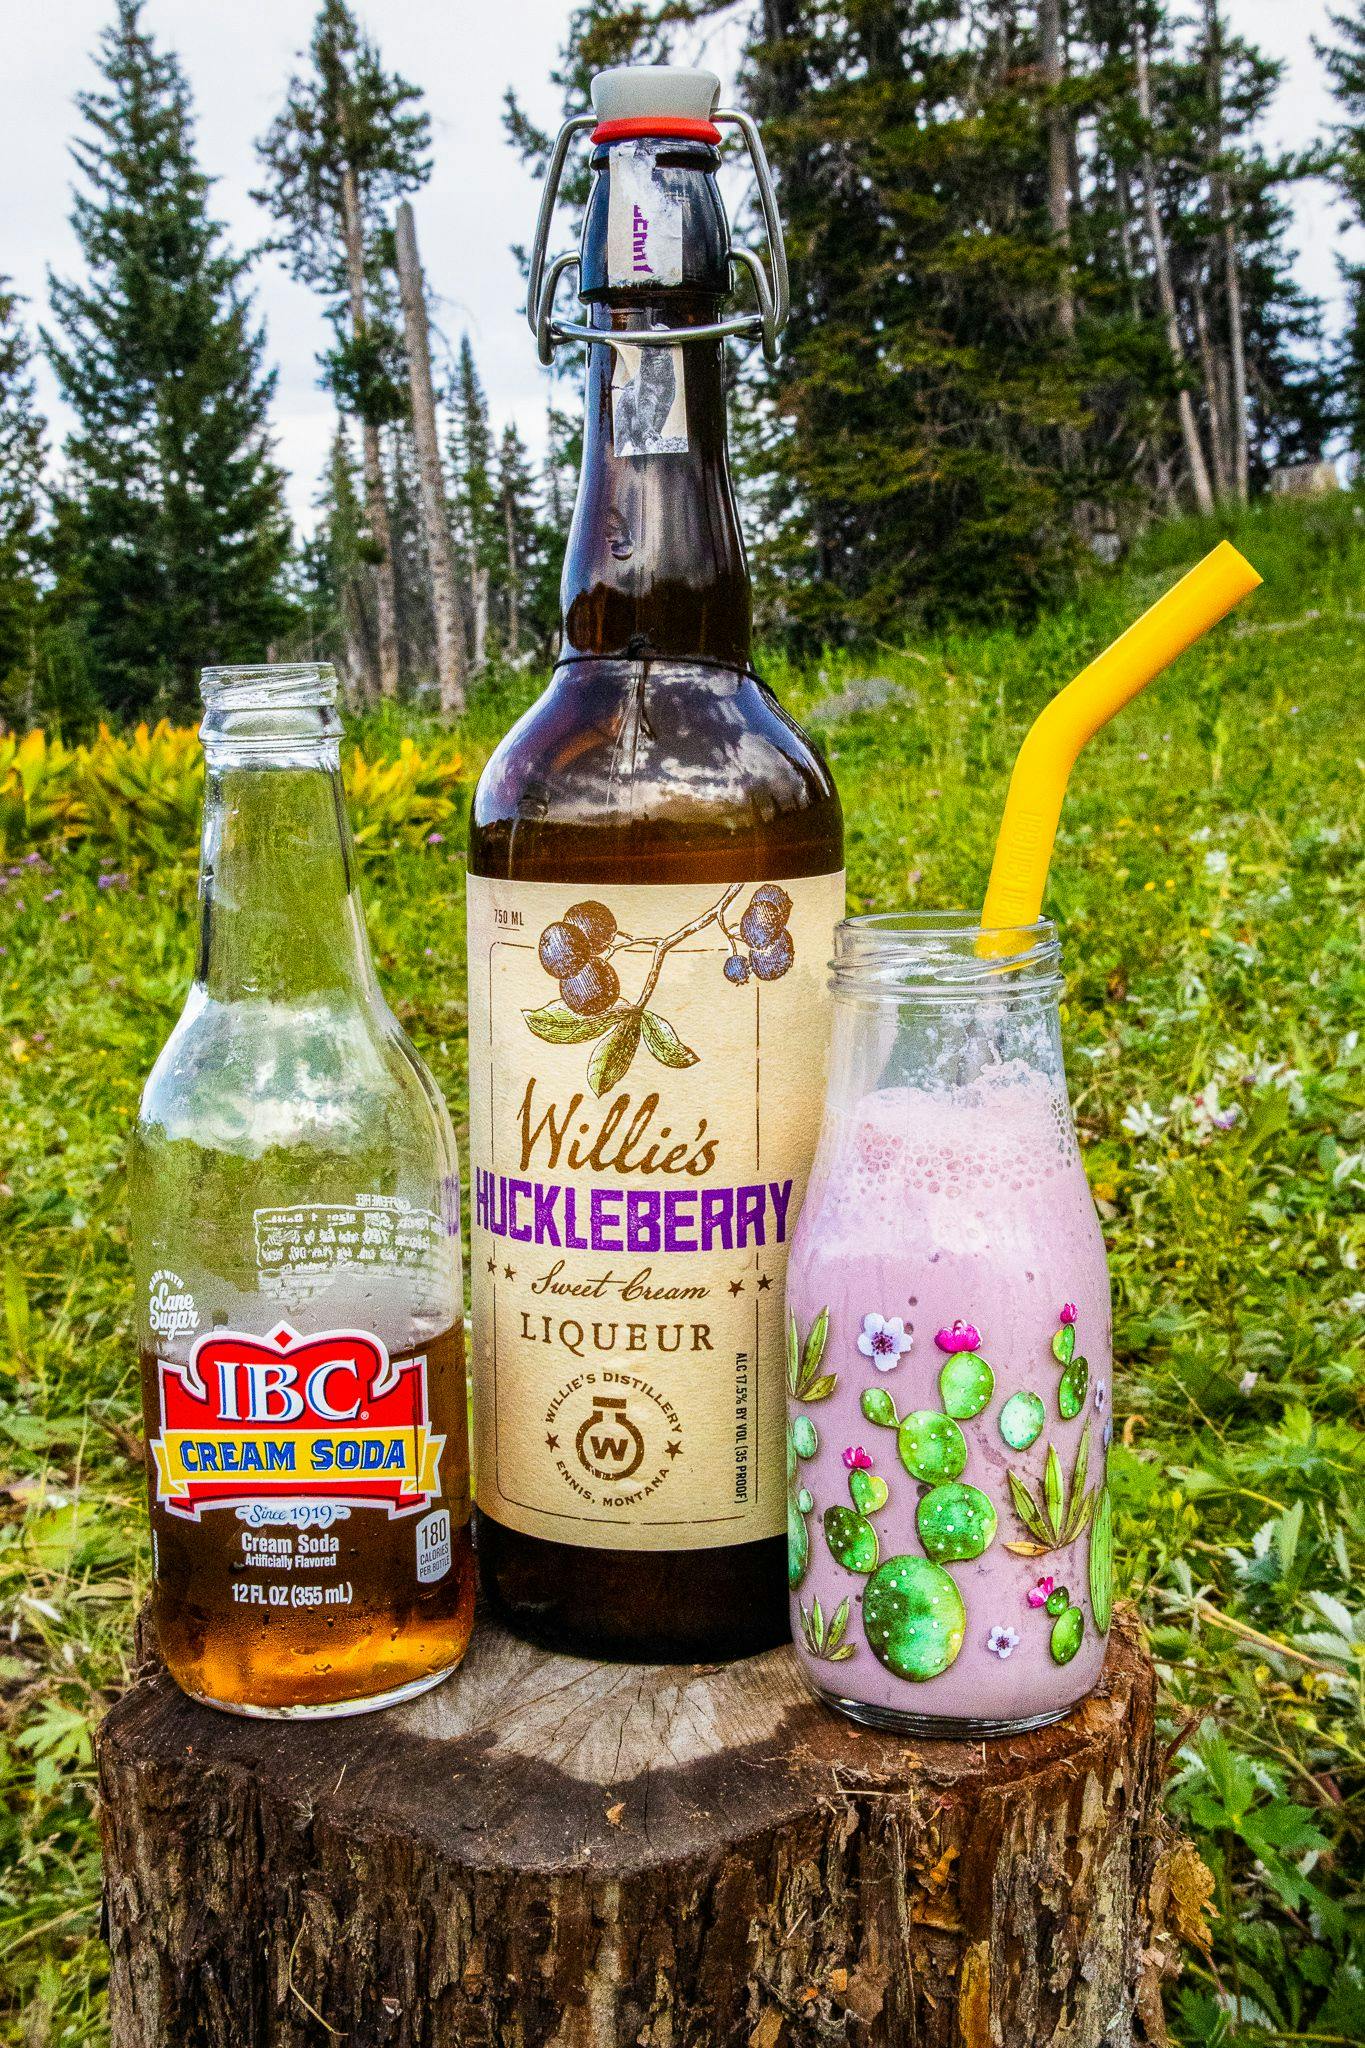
[475,1169,792,1252]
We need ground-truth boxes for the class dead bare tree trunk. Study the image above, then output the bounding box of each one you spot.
[1192,266,1232,502]
[340,162,400,700]
[1205,0,1250,504]
[394,202,468,717]
[1040,0,1076,341]
[1135,25,1217,519]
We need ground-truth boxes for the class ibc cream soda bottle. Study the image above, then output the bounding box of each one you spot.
[130,664,473,1716]
[467,67,844,1657]
[786,915,1113,1733]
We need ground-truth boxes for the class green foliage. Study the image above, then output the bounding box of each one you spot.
[2,495,1364,2041]
[43,1,292,723]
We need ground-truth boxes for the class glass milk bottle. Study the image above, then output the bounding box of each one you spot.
[130,663,474,1717]
[785,914,1114,1735]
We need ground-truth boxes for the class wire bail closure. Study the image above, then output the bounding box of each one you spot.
[526,109,790,367]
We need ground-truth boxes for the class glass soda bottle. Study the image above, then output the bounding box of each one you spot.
[130,663,474,1717]
[787,914,1114,1734]
[467,67,844,1658]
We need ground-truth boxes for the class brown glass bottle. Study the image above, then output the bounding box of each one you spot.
[468,118,842,1660]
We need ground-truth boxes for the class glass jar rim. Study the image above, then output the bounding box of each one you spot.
[832,910,1063,999]
[200,663,337,711]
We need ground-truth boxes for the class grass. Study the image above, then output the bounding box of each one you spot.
[1,491,1362,2044]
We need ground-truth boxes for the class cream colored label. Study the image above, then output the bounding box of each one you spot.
[467,871,844,1551]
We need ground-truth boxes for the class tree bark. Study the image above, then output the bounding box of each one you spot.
[1191,267,1232,502]
[1204,0,1250,504]
[393,201,468,717]
[1134,26,1217,519]
[1040,0,1076,340]
[99,1606,1194,2047]
[340,162,400,700]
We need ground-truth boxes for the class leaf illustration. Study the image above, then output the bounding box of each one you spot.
[1009,1469,1052,1545]
[786,1313,801,1398]
[811,1595,825,1645]
[827,1596,851,1651]
[799,1307,830,1390]
[640,1010,699,1069]
[1068,1419,1093,1524]
[1005,1538,1055,1558]
[828,1643,856,1661]
[523,1001,620,1045]
[587,1012,642,1096]
[802,1374,839,1403]
[1044,1445,1065,1536]
[1052,1323,1075,1366]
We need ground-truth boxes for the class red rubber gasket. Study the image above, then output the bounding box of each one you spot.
[591,115,721,145]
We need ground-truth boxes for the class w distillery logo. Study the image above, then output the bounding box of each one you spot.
[575,1396,645,1483]
[547,1373,682,1509]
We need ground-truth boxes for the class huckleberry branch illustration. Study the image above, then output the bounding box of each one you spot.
[523,884,796,1096]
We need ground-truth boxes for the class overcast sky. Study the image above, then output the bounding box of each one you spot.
[3,0,1350,531]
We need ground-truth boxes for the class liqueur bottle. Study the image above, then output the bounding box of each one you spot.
[131,663,474,1716]
[467,67,844,1658]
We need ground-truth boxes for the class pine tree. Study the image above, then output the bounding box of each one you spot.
[257,0,430,699]
[45,0,290,721]
[1319,4,1365,460]
[0,281,47,725]
[447,337,498,668]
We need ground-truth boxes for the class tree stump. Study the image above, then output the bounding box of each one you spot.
[99,1605,1184,2048]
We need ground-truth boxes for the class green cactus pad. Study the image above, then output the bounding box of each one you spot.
[1090,1485,1114,1633]
[849,1468,889,1517]
[1050,1603,1085,1665]
[1058,1355,1090,1420]
[916,1481,998,1563]
[791,1414,819,1460]
[797,1487,813,1514]
[896,1411,967,1484]
[860,1386,898,1429]
[863,1555,966,1682]
[787,1502,810,1587]
[1045,1585,1070,1617]
[824,1505,879,1574]
[938,1351,995,1419]
[998,1390,1046,1450]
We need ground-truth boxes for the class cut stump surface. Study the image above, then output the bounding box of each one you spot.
[100,1605,1177,2047]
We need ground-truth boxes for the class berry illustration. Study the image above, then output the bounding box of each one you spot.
[539,920,591,979]
[560,957,620,1017]
[740,885,792,950]
[723,953,751,986]
[563,900,616,952]
[750,928,795,981]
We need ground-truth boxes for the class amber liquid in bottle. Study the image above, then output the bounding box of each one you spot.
[469,136,842,1659]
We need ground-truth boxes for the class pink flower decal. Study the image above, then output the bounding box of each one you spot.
[857,1312,912,1371]
[842,1445,872,1471]
[1028,1576,1055,1609]
[987,1625,1020,1660]
[934,1319,980,1354]
[1059,1303,1077,1325]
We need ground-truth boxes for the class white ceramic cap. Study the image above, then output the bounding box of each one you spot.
[591,65,721,123]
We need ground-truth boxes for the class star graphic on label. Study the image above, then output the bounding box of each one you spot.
[665,1440,682,1459]
[757,1273,772,1291]
[486,1257,497,1274]
[546,1433,559,1452]
[504,1264,516,1281]
[729,1278,744,1296]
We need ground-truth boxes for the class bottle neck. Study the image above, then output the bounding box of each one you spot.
[195,738,378,1006]
[560,137,751,670]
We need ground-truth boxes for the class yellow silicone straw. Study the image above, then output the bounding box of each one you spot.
[980,540,1262,941]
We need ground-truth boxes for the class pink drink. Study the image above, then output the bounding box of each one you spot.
[786,918,1114,1735]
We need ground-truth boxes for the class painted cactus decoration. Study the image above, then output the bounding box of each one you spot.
[795,1301,1113,1690]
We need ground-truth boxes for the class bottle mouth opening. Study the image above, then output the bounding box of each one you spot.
[200,663,338,712]
[832,911,1063,999]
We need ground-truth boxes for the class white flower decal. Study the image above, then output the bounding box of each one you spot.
[857,1312,912,1372]
[987,1625,1020,1660]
